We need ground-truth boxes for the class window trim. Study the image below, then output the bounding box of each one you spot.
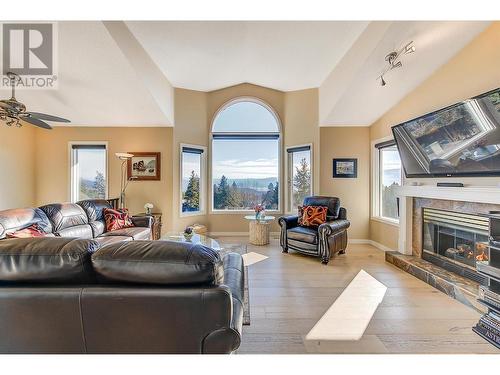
[179,143,207,218]
[209,96,282,214]
[371,136,402,225]
[285,143,313,215]
[68,141,109,203]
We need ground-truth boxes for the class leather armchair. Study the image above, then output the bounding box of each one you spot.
[278,196,350,264]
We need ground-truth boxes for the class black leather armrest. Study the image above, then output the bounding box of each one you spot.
[278,215,299,230]
[319,219,350,236]
[131,215,153,228]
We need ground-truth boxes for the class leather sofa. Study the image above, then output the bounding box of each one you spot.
[279,196,350,264]
[0,199,152,245]
[0,237,244,353]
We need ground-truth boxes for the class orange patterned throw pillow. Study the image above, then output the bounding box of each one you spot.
[300,205,328,227]
[6,224,46,238]
[103,208,134,232]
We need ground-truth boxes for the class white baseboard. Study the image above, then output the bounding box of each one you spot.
[349,239,395,252]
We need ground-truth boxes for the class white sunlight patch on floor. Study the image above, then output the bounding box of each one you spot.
[241,252,269,266]
[305,269,387,343]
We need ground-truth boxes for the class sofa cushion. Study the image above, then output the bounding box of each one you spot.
[303,196,340,220]
[77,199,112,237]
[100,227,151,240]
[94,235,133,247]
[92,240,223,285]
[39,203,89,229]
[0,208,53,239]
[287,226,318,244]
[103,208,134,232]
[0,237,99,283]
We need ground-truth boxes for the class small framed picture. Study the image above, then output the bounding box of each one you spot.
[333,158,357,178]
[127,152,161,181]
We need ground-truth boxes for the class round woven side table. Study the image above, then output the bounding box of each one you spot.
[244,215,275,246]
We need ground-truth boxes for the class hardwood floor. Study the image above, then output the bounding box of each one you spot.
[215,237,499,354]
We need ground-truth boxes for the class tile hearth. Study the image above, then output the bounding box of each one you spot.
[386,251,485,313]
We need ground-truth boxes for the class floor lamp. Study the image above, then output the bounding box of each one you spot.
[115,152,136,209]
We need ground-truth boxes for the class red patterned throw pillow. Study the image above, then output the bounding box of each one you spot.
[103,208,134,232]
[300,205,328,227]
[6,224,46,238]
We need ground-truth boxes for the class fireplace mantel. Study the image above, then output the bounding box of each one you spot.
[395,185,500,255]
[397,185,500,205]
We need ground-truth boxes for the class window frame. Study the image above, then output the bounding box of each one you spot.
[285,143,313,214]
[209,96,282,214]
[68,141,109,203]
[179,143,207,217]
[371,136,402,227]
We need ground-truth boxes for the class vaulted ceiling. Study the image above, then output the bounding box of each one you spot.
[0,21,491,127]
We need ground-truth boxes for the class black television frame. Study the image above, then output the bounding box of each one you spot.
[391,86,500,178]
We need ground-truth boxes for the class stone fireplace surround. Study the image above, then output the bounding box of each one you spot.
[385,184,500,312]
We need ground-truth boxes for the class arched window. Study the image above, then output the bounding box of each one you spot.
[211,98,281,211]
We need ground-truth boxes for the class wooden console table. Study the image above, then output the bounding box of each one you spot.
[135,212,162,240]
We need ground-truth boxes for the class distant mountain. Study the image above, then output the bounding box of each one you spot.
[182,177,278,192]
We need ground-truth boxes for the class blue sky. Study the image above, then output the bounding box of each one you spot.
[77,148,106,181]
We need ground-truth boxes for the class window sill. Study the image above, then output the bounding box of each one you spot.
[370,216,400,227]
[180,211,206,218]
[210,210,281,215]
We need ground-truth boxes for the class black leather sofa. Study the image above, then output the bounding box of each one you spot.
[279,196,350,264]
[0,237,244,353]
[0,199,152,245]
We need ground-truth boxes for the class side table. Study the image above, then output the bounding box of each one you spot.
[244,215,275,246]
[135,212,162,240]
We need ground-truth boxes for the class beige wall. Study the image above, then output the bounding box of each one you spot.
[284,89,321,197]
[369,21,500,249]
[172,88,209,232]
[35,127,174,232]
[0,125,36,210]
[320,127,370,239]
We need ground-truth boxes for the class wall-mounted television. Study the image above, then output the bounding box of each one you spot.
[392,87,500,178]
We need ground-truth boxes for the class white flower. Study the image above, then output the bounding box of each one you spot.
[144,203,154,209]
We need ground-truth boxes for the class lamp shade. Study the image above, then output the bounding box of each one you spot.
[115,152,134,160]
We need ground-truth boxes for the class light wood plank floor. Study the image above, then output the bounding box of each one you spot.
[215,237,499,354]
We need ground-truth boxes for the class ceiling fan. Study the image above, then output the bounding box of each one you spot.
[0,72,70,130]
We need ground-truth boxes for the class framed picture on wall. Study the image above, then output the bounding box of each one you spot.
[127,152,161,181]
[333,158,357,178]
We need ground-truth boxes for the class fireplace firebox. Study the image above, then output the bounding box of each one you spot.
[422,208,489,284]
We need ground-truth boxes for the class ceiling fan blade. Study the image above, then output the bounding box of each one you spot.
[25,112,70,123]
[20,116,53,130]
[0,101,15,111]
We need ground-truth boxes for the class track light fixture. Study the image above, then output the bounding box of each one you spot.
[378,41,415,87]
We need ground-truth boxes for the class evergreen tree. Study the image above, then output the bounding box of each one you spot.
[293,158,311,206]
[272,182,279,209]
[183,170,200,211]
[228,181,242,209]
[215,175,230,209]
[93,171,106,199]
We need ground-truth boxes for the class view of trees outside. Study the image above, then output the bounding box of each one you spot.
[212,138,280,211]
[291,151,311,210]
[75,147,106,201]
[182,152,202,212]
[79,170,106,200]
[380,146,402,220]
[213,176,278,210]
